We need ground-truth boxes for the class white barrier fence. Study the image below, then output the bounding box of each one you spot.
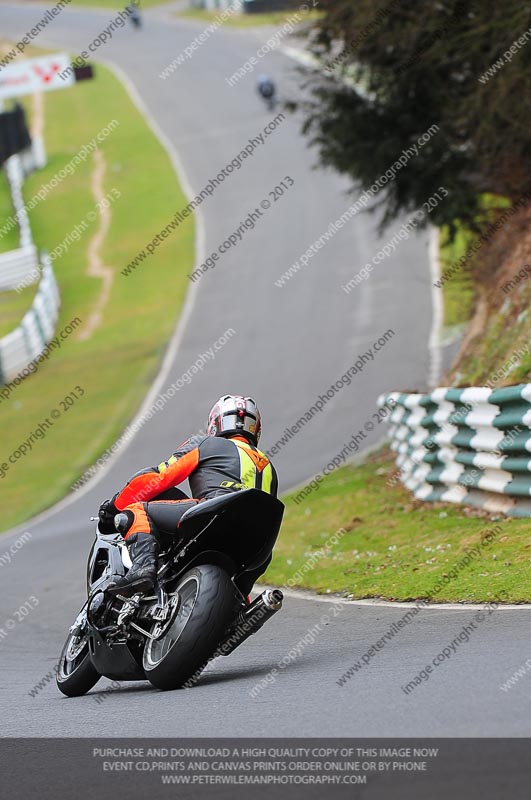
[0,245,39,292]
[0,146,61,386]
[5,153,34,250]
[0,256,60,384]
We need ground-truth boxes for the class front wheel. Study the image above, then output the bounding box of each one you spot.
[143,564,237,691]
[56,608,100,697]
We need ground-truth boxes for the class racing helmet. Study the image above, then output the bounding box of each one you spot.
[207,395,261,445]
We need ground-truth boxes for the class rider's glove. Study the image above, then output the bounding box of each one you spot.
[98,499,119,534]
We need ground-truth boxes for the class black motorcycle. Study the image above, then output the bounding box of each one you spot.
[56,488,284,695]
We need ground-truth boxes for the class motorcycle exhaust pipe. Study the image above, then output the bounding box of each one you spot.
[243,589,283,626]
[262,588,283,611]
[218,589,284,657]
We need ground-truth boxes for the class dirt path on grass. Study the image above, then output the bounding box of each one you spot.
[77,149,114,342]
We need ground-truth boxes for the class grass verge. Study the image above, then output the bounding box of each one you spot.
[445,195,531,386]
[439,223,475,331]
[0,62,194,532]
[450,275,531,387]
[265,448,530,603]
[0,286,38,339]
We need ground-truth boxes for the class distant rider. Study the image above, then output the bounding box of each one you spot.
[257,74,276,109]
[128,2,141,28]
[98,395,278,597]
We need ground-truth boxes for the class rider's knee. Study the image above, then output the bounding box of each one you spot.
[116,502,149,536]
[115,510,135,535]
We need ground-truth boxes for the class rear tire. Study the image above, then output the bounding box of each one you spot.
[56,611,100,697]
[143,564,237,691]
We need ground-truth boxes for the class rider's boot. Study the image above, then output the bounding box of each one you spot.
[108,529,159,597]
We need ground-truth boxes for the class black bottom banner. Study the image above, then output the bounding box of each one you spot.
[1,738,529,799]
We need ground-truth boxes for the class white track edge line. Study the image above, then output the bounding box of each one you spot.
[260,585,531,610]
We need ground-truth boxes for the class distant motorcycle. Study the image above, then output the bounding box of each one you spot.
[128,4,142,28]
[56,488,284,694]
[257,75,277,112]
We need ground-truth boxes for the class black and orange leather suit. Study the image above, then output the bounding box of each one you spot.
[112,433,278,544]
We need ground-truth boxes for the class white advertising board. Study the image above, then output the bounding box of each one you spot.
[0,54,74,101]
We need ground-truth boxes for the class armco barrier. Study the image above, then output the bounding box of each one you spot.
[0,245,39,291]
[0,151,40,291]
[0,144,62,386]
[0,254,60,385]
[378,385,531,517]
[5,153,34,250]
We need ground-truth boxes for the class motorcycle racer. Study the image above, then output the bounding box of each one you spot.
[98,395,278,597]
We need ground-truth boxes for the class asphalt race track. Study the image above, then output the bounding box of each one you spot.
[1,2,530,739]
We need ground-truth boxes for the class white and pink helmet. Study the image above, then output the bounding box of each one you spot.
[207,395,262,445]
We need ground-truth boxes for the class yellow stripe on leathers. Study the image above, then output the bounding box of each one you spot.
[158,455,178,473]
[234,440,273,493]
[261,463,273,493]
